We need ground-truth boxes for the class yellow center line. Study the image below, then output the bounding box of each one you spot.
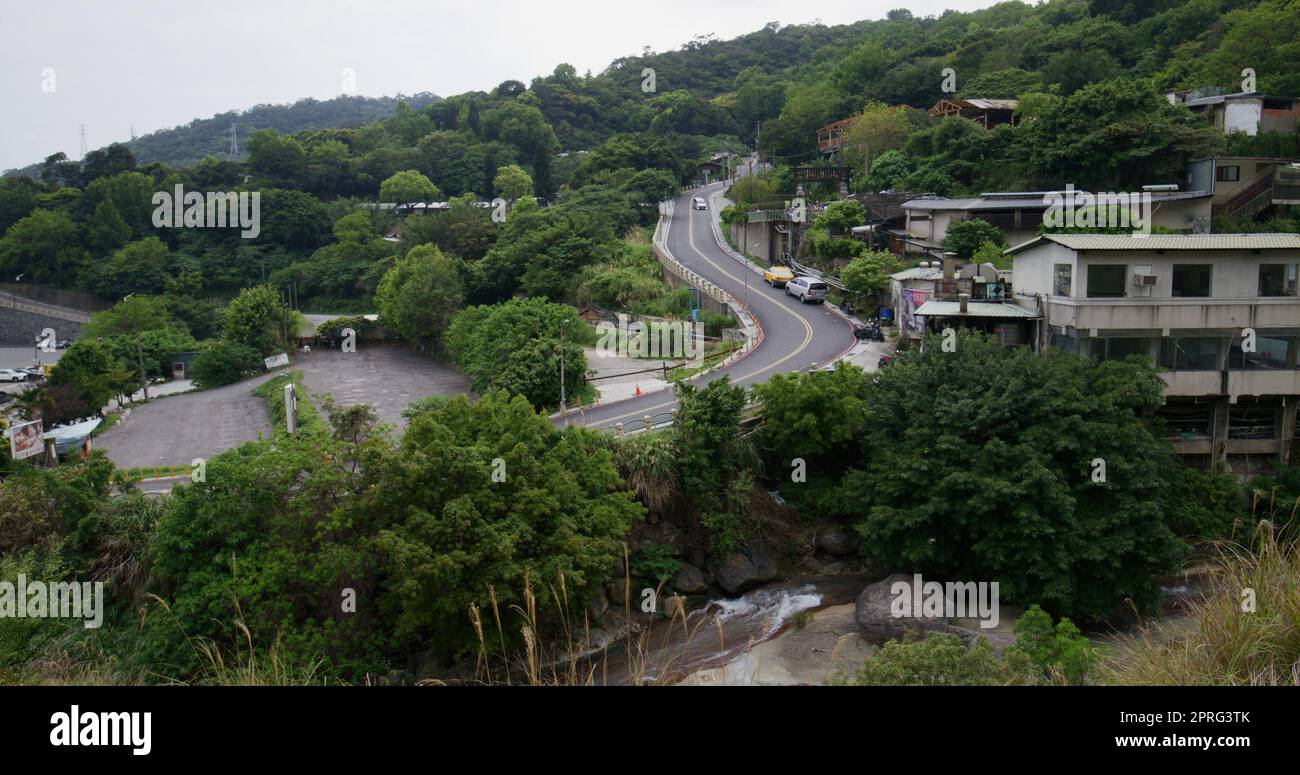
[682,190,814,381]
[589,189,817,426]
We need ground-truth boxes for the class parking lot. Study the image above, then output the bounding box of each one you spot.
[93,343,471,469]
[0,346,62,399]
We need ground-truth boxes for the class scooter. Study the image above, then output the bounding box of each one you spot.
[877,355,892,369]
[853,323,884,342]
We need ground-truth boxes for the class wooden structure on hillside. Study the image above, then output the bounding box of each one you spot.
[928,98,1019,128]
[816,117,858,155]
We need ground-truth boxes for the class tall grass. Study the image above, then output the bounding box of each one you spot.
[1106,521,1300,685]
[465,548,726,686]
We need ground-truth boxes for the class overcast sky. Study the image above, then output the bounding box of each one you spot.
[1,0,1000,172]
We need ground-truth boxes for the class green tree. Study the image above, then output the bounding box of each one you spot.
[839,249,901,300]
[813,200,867,235]
[49,339,134,412]
[373,244,465,355]
[81,295,181,401]
[492,163,534,201]
[379,170,442,209]
[364,391,641,660]
[942,218,1005,258]
[755,363,867,465]
[84,236,172,299]
[673,378,752,553]
[1004,604,1097,685]
[247,129,308,188]
[190,341,264,388]
[841,332,1186,620]
[222,285,297,356]
[841,103,912,176]
[445,297,586,408]
[0,209,85,282]
[837,632,1011,686]
[861,149,912,192]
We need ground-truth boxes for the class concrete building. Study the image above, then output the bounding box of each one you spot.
[1186,156,1300,220]
[1173,91,1300,137]
[1008,232,1300,472]
[890,259,1034,345]
[899,189,1214,259]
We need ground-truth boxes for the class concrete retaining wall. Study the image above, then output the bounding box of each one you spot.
[0,306,83,345]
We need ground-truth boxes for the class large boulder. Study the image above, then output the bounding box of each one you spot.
[709,540,779,594]
[854,573,953,644]
[673,562,711,594]
[587,587,610,619]
[817,526,857,557]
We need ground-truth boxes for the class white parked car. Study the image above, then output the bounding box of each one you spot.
[785,276,828,304]
[0,368,28,383]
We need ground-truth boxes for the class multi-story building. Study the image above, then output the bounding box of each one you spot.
[1008,233,1300,472]
[899,189,1213,259]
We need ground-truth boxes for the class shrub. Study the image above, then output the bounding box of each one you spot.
[190,341,264,388]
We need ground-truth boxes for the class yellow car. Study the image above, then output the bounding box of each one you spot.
[763,265,795,287]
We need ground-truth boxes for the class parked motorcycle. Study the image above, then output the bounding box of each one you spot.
[853,323,884,342]
[877,355,892,369]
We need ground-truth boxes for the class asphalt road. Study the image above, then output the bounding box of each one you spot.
[568,182,856,432]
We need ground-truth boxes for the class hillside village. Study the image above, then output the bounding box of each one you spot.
[1,1,1299,696]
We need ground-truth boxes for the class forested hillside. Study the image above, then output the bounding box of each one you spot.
[2,0,1299,687]
[4,94,440,176]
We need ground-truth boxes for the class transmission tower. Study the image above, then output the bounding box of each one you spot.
[227,123,239,160]
[79,124,87,159]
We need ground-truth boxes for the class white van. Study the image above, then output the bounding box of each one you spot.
[785,276,828,304]
[692,196,707,210]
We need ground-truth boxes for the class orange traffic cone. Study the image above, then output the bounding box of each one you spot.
[635,384,642,397]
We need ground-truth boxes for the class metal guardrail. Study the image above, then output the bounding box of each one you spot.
[563,196,765,435]
[747,209,794,223]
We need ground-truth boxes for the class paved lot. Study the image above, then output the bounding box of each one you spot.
[95,373,277,469]
[294,343,472,430]
[95,343,471,468]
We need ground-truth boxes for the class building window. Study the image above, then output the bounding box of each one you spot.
[1107,337,1155,361]
[1053,264,1072,296]
[1172,264,1212,297]
[1229,335,1293,369]
[1258,264,1297,296]
[1160,337,1222,370]
[1216,165,1240,182]
[1086,264,1126,298]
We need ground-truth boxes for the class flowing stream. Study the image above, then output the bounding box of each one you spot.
[586,574,868,685]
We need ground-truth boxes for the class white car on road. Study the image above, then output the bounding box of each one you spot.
[0,368,29,383]
[785,276,828,304]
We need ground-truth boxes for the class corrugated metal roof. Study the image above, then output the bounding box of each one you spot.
[1006,233,1300,254]
[903,190,1211,211]
[914,301,1039,318]
[890,267,944,281]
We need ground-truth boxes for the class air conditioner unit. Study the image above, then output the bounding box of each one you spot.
[1133,273,1157,286]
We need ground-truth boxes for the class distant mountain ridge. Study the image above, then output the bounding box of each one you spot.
[5,93,440,176]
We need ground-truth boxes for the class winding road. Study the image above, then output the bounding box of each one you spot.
[568,181,857,431]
